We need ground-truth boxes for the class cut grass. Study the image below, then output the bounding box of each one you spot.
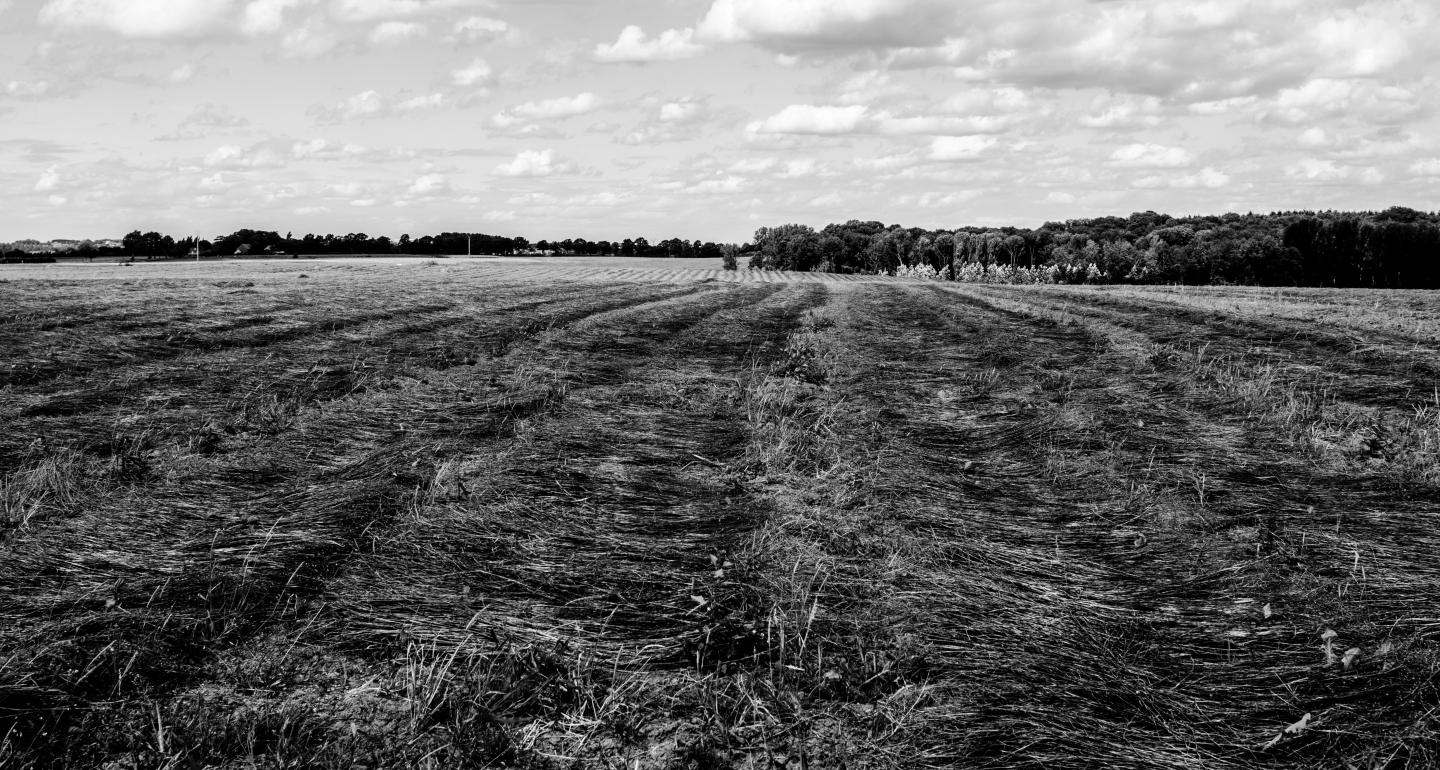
[3,269,1440,768]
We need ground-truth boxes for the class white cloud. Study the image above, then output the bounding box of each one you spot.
[3,80,51,97]
[1409,158,1440,177]
[329,0,480,24]
[336,90,384,119]
[1108,143,1196,168]
[408,173,447,194]
[34,167,61,191]
[168,64,196,82]
[492,93,600,128]
[450,57,492,87]
[40,0,231,37]
[930,135,995,161]
[595,25,706,63]
[1297,127,1332,148]
[240,0,301,35]
[492,149,577,177]
[450,15,512,43]
[394,93,445,111]
[311,89,445,121]
[481,210,517,221]
[1132,167,1230,189]
[1286,157,1349,182]
[697,0,954,50]
[748,104,867,135]
[179,103,249,129]
[1080,95,1164,129]
[203,144,283,168]
[369,20,425,44]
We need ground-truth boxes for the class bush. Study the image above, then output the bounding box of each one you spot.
[722,252,738,271]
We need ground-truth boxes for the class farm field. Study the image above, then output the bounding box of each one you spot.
[2,260,1439,769]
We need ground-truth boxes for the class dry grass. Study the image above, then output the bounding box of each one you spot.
[3,267,1439,768]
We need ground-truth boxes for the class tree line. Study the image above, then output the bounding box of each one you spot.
[98,230,740,260]
[745,207,1440,288]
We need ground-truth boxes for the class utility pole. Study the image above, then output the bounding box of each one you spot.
[467,233,471,256]
[194,231,202,262]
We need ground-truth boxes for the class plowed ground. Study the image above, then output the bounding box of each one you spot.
[2,267,1438,769]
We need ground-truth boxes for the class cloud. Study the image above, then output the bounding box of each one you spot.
[369,20,425,44]
[1410,158,1440,177]
[291,137,370,159]
[1079,94,1164,130]
[618,95,737,145]
[1264,79,1424,125]
[407,173,447,194]
[492,149,577,177]
[1131,167,1230,189]
[39,0,231,37]
[179,103,250,129]
[1107,143,1196,168]
[34,167,62,191]
[1286,157,1349,182]
[3,80,51,98]
[203,144,283,168]
[310,89,447,121]
[481,209,516,221]
[929,135,995,161]
[450,57,492,86]
[748,104,867,135]
[240,0,302,34]
[168,64,196,82]
[449,15,513,43]
[697,0,955,50]
[491,93,600,128]
[329,0,482,24]
[595,26,706,63]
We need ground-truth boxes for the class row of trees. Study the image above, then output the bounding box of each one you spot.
[101,230,741,260]
[745,207,1440,288]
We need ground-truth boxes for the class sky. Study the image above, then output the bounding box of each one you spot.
[3,0,1440,243]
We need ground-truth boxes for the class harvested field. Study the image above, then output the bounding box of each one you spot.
[1,262,1438,769]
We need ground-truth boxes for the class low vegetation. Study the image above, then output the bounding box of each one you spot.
[2,262,1438,768]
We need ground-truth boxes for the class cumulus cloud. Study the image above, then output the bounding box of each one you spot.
[1131,167,1230,189]
[595,26,706,63]
[179,103,250,129]
[3,80,51,98]
[450,57,492,86]
[40,0,231,37]
[1286,157,1350,182]
[748,104,867,135]
[1264,79,1424,125]
[1108,143,1196,168]
[203,144,284,168]
[449,15,513,43]
[310,89,448,121]
[240,0,302,35]
[369,20,425,44]
[697,0,956,50]
[407,173,448,194]
[492,149,577,177]
[1410,158,1440,177]
[930,135,995,161]
[491,93,600,128]
[34,167,61,191]
[329,0,482,24]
